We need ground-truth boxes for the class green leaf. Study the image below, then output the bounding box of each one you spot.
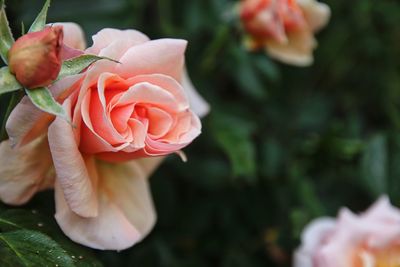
[28,0,50,33]
[0,230,75,267]
[25,87,68,120]
[253,55,280,83]
[228,44,267,100]
[0,0,14,64]
[58,54,118,80]
[361,134,388,197]
[0,208,103,267]
[0,67,22,95]
[211,113,257,180]
[260,138,284,178]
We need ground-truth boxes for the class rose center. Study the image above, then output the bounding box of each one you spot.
[353,245,400,267]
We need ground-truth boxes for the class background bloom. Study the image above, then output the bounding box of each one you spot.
[239,0,330,66]
[294,196,400,267]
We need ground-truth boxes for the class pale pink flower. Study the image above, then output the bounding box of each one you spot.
[294,196,400,267]
[0,23,209,250]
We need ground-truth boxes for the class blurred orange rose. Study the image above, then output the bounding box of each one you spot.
[239,0,330,66]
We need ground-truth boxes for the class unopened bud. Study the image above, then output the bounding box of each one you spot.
[9,26,63,89]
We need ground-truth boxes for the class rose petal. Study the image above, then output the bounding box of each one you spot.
[181,68,210,118]
[265,29,316,66]
[48,99,98,218]
[6,97,51,147]
[0,137,54,205]
[160,110,201,144]
[54,159,157,250]
[86,28,149,55]
[118,82,180,112]
[294,218,336,267]
[6,74,83,148]
[53,22,87,50]
[116,39,187,81]
[146,107,173,138]
[125,74,190,111]
[297,0,331,32]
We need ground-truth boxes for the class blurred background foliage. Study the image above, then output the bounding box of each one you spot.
[1,0,400,266]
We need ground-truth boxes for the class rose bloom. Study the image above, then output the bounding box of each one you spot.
[294,196,400,267]
[239,0,331,66]
[0,23,209,250]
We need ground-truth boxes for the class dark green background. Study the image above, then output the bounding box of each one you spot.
[1,0,400,266]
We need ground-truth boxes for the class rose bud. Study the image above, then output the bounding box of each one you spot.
[8,26,64,89]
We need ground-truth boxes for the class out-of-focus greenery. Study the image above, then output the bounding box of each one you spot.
[1,0,400,266]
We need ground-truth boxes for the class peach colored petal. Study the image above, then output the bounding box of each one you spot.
[265,29,316,66]
[116,39,187,81]
[80,122,121,154]
[6,97,50,147]
[181,68,210,118]
[126,118,147,149]
[125,74,190,110]
[80,88,125,153]
[90,89,127,145]
[160,110,201,144]
[118,82,181,112]
[53,22,87,50]
[0,137,54,205]
[54,159,156,250]
[6,74,83,148]
[110,104,135,134]
[176,112,202,143]
[297,0,331,32]
[79,73,145,153]
[86,28,149,55]
[147,107,173,138]
[48,99,98,218]
[97,39,142,62]
[74,65,128,144]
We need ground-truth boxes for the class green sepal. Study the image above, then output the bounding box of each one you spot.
[0,0,15,64]
[25,87,69,121]
[0,67,22,95]
[28,0,51,33]
[58,54,119,80]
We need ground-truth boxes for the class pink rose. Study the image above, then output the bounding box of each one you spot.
[0,23,209,250]
[239,0,330,66]
[294,196,400,267]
